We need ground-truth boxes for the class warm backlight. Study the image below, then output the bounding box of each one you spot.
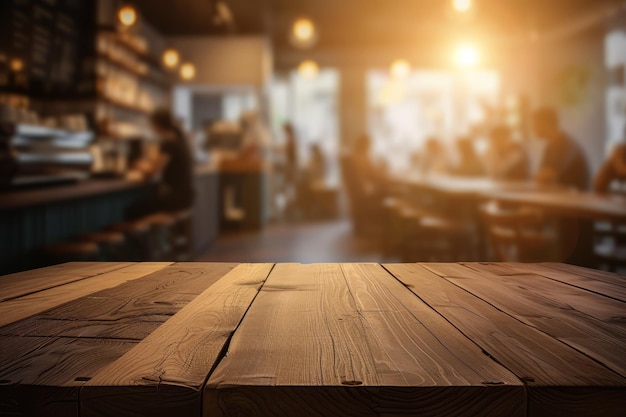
[390,59,411,78]
[452,0,472,13]
[454,44,479,68]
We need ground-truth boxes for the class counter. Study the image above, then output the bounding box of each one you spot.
[0,178,157,274]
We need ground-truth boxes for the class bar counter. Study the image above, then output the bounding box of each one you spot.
[0,178,155,212]
[0,261,623,416]
[0,164,222,274]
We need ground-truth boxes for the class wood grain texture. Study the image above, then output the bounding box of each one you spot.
[0,262,134,302]
[386,263,626,417]
[0,262,172,328]
[435,263,626,377]
[0,262,239,416]
[0,262,234,339]
[205,263,524,417]
[503,262,626,302]
[81,263,274,417]
[0,336,136,417]
[92,262,238,303]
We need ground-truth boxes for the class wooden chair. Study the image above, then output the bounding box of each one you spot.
[406,214,476,262]
[481,200,556,262]
[594,221,626,272]
[340,155,386,238]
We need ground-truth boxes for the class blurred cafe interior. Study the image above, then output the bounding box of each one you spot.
[1,0,626,274]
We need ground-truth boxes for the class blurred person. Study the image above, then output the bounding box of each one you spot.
[418,137,450,176]
[283,122,299,181]
[307,143,326,185]
[594,141,626,194]
[451,136,484,177]
[128,108,195,216]
[351,133,388,195]
[532,107,589,190]
[486,125,529,181]
[240,111,271,159]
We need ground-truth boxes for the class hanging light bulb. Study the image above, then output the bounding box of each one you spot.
[298,60,319,79]
[117,4,138,27]
[293,18,314,41]
[180,63,196,80]
[162,49,180,68]
[9,58,24,72]
[452,0,472,13]
[390,59,411,78]
[290,17,318,49]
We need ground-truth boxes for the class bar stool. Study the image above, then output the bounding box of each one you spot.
[140,212,177,261]
[77,231,126,262]
[43,241,101,265]
[171,209,193,261]
[109,220,152,261]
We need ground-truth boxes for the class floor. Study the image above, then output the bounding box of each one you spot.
[197,219,396,263]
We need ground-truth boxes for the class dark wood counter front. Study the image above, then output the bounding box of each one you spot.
[0,179,154,211]
[0,262,623,417]
[0,179,157,274]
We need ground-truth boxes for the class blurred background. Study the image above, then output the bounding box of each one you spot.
[1,0,625,274]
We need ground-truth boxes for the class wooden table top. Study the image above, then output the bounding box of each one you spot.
[0,262,624,417]
[486,189,626,222]
[399,174,555,196]
[398,174,626,222]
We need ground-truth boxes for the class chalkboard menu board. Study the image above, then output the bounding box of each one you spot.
[0,0,95,97]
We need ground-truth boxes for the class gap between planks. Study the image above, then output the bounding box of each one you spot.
[431,263,626,377]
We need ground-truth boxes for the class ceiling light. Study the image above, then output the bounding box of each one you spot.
[390,59,411,78]
[290,18,318,49]
[298,60,320,79]
[162,49,180,68]
[180,63,196,80]
[117,5,138,27]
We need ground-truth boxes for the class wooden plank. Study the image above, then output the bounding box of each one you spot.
[0,263,236,339]
[433,263,626,377]
[504,262,626,303]
[385,263,626,417]
[542,262,626,287]
[93,262,239,302]
[0,336,136,417]
[0,262,241,416]
[81,263,273,417]
[0,262,134,302]
[0,262,171,328]
[205,263,524,417]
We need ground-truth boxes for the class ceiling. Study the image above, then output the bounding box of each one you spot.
[134,0,623,59]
